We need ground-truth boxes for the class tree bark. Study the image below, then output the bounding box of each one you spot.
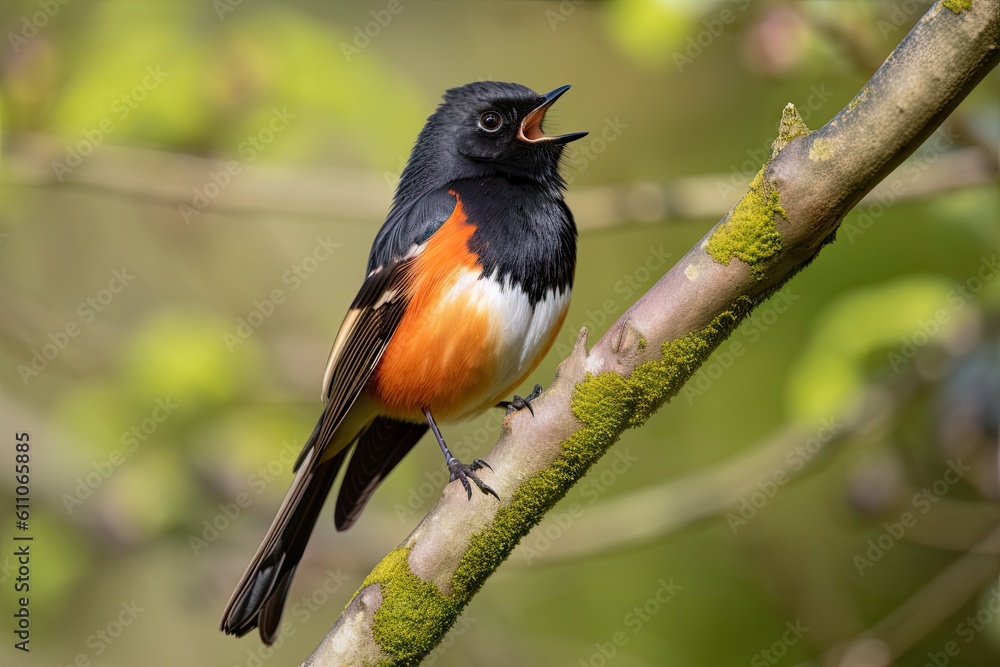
[303,2,1000,665]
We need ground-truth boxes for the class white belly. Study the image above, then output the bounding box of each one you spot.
[447,269,571,418]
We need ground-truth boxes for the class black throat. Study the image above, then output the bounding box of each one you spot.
[451,176,577,306]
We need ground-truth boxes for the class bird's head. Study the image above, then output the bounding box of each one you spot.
[396,81,587,203]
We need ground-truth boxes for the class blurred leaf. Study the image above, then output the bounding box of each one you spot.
[102,447,195,539]
[193,404,309,486]
[210,7,426,166]
[603,0,692,67]
[55,382,134,464]
[20,514,93,606]
[49,1,209,147]
[121,309,263,407]
[786,276,972,420]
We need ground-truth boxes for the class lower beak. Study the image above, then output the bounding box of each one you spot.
[518,85,588,144]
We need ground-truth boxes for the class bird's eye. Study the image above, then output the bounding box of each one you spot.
[478,111,503,132]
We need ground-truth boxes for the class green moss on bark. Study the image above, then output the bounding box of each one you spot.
[705,169,786,280]
[704,104,811,280]
[362,548,462,666]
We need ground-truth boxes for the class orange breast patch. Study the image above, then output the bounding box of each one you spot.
[368,199,502,421]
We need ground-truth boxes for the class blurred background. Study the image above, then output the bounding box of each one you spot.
[1,1,998,665]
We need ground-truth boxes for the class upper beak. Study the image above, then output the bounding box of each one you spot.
[518,85,588,145]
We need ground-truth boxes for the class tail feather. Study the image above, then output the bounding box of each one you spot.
[221,411,429,643]
[257,567,296,643]
[220,445,347,644]
[335,417,428,531]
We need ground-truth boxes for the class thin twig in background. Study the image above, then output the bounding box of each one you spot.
[2,134,995,232]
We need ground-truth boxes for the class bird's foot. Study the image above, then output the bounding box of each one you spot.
[504,383,543,416]
[447,457,499,501]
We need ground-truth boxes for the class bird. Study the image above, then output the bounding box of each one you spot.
[220,81,586,644]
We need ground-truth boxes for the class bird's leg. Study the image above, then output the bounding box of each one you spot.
[423,407,499,501]
[497,383,543,416]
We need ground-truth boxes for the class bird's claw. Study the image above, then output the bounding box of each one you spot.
[505,383,543,416]
[448,457,499,501]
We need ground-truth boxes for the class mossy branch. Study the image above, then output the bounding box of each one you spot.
[303,3,1000,665]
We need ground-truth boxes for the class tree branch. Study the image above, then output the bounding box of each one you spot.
[303,3,1000,665]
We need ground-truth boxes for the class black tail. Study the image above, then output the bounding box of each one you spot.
[335,417,428,531]
[221,416,430,643]
[220,443,347,644]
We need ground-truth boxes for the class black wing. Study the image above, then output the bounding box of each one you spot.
[367,187,458,273]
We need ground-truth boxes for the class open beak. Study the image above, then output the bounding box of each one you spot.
[518,85,588,145]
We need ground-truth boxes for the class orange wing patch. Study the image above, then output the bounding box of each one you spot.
[368,198,502,421]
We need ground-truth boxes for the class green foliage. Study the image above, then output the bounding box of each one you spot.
[603,0,691,66]
[786,276,971,419]
[122,310,261,406]
[17,0,426,164]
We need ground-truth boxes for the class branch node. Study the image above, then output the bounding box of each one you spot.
[772,103,812,156]
[573,326,590,357]
[609,317,646,360]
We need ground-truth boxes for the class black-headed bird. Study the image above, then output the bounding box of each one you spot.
[221,81,586,644]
